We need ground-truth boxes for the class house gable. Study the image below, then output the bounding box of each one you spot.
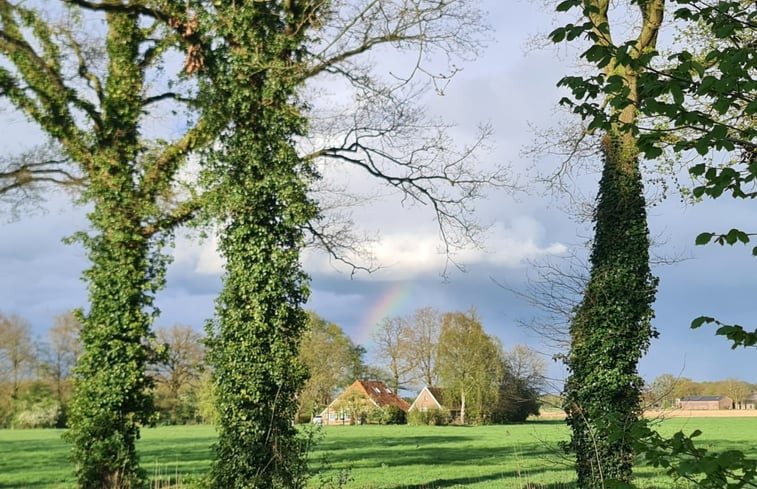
[409,386,444,412]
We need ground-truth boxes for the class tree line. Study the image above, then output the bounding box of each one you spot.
[0,312,208,428]
[645,374,757,410]
[0,307,547,428]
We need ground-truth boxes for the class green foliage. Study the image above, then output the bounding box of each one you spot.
[692,316,757,350]
[437,310,503,425]
[11,382,61,429]
[492,376,540,424]
[563,133,658,489]
[631,420,757,489]
[0,1,209,486]
[198,2,324,488]
[554,0,756,244]
[379,405,406,425]
[407,407,451,426]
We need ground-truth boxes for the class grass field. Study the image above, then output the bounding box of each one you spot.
[1,417,756,489]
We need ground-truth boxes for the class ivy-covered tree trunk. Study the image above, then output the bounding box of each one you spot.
[564,129,657,488]
[0,3,209,486]
[64,11,168,488]
[64,12,156,489]
[201,2,321,488]
[556,1,664,487]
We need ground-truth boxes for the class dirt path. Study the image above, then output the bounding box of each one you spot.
[535,409,757,420]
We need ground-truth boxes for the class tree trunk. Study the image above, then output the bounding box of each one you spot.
[64,11,157,489]
[460,390,466,425]
[564,131,657,488]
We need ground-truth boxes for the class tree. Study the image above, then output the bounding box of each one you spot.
[646,373,679,409]
[372,307,443,391]
[297,313,364,421]
[40,311,82,424]
[723,378,752,410]
[405,307,442,388]
[0,2,208,485]
[0,313,36,402]
[551,1,663,486]
[372,317,414,393]
[151,325,204,424]
[436,310,502,425]
[553,0,755,347]
[492,346,546,423]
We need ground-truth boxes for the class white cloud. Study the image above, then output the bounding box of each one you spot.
[172,234,224,276]
[302,216,567,280]
[171,215,566,282]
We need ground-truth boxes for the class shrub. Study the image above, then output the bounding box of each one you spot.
[12,402,61,429]
[365,407,383,425]
[380,405,406,425]
[407,407,450,426]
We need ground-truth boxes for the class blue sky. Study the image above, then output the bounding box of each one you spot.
[1,0,755,389]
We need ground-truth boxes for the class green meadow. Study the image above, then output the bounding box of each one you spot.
[1,418,755,489]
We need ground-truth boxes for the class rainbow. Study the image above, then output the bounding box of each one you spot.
[354,281,414,345]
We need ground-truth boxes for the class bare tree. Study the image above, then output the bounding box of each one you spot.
[405,307,442,388]
[292,0,514,272]
[724,378,752,410]
[0,313,36,400]
[41,311,82,408]
[150,324,204,423]
[373,316,414,392]
[504,344,547,393]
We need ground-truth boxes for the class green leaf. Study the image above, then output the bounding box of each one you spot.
[695,232,713,245]
[691,316,714,329]
[549,27,566,43]
[556,0,578,12]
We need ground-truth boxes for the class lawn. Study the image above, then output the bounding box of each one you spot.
[1,418,755,489]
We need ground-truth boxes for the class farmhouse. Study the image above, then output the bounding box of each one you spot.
[409,386,461,420]
[320,380,410,425]
[679,395,733,410]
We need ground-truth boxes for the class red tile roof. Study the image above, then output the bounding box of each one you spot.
[353,380,410,412]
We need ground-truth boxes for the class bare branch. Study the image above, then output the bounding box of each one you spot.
[0,143,85,215]
[302,78,512,266]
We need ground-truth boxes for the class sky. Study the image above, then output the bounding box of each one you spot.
[1,0,755,390]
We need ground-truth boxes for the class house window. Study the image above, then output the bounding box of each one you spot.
[373,387,381,394]
[329,411,336,421]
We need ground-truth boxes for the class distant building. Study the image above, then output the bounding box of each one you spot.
[679,396,733,410]
[744,393,757,410]
[320,380,409,425]
[408,386,461,421]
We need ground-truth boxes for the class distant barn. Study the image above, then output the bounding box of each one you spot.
[679,396,732,410]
